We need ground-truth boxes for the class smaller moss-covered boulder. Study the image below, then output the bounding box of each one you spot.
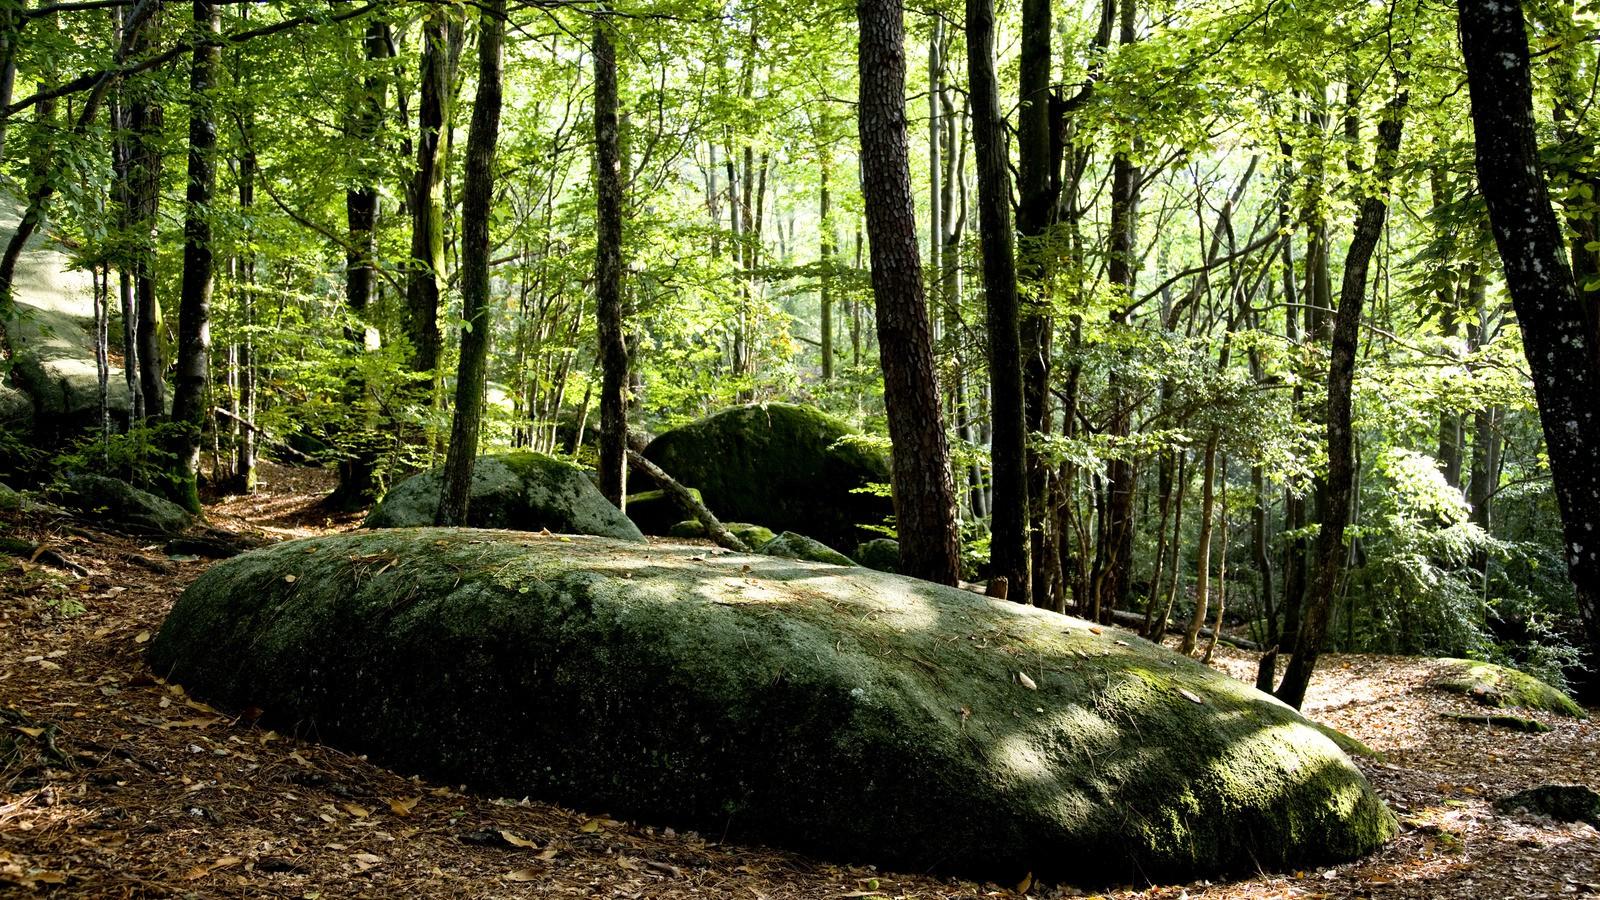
[365,452,645,543]
[643,403,893,550]
[1495,785,1600,827]
[762,531,856,566]
[667,519,706,538]
[728,522,775,549]
[0,482,21,513]
[56,474,191,536]
[665,520,774,546]
[626,488,702,535]
[855,538,900,573]
[1429,659,1586,718]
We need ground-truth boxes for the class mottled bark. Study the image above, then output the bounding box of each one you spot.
[1457,0,1600,658]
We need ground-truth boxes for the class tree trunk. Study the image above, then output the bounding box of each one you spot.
[1095,0,1141,621]
[1457,0,1600,659]
[1277,83,1407,709]
[406,10,460,379]
[1182,435,1220,655]
[1017,0,1055,607]
[331,20,390,510]
[435,0,505,526]
[858,0,962,584]
[967,0,1030,601]
[594,17,629,507]
[170,0,220,514]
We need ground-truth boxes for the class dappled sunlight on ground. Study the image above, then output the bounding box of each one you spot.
[0,473,1594,898]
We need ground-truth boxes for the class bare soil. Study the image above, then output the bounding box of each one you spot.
[1,462,1596,898]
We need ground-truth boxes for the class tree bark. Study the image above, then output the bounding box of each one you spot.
[1277,83,1407,709]
[435,0,505,526]
[594,16,629,507]
[405,10,460,379]
[967,0,1030,601]
[1457,0,1600,660]
[858,0,962,585]
[170,0,220,514]
[330,20,390,510]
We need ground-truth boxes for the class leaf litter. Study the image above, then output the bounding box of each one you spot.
[0,460,1594,898]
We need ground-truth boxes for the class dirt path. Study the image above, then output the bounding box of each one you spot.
[1,466,1596,898]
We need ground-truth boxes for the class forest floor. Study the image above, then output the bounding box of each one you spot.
[1,463,1597,899]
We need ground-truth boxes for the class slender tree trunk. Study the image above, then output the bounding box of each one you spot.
[1017,0,1056,606]
[819,140,835,381]
[435,0,505,526]
[858,0,962,584]
[169,0,220,514]
[1277,83,1407,709]
[967,0,1030,601]
[406,10,459,379]
[331,20,390,509]
[594,15,629,507]
[1457,0,1600,660]
[1183,435,1220,655]
[233,79,257,493]
[1096,0,1141,621]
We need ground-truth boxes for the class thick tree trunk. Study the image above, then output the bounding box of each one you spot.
[170,0,221,514]
[1457,0,1600,659]
[594,18,629,507]
[1277,85,1407,709]
[858,0,962,585]
[967,0,1030,601]
[435,0,505,526]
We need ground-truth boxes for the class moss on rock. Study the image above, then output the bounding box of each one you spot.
[728,522,775,549]
[1429,658,1586,718]
[855,538,900,573]
[55,474,192,536]
[149,529,1394,884]
[761,531,856,566]
[364,452,644,543]
[642,403,893,550]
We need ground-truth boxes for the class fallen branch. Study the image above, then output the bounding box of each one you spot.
[211,407,317,465]
[625,449,749,553]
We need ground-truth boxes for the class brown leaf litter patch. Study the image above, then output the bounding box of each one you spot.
[0,473,1596,899]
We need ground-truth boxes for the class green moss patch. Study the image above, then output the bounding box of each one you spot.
[1429,659,1586,718]
[150,529,1394,885]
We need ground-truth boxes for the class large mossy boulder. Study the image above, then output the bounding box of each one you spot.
[149,529,1394,883]
[56,474,191,536]
[1429,658,1586,718]
[643,403,893,550]
[364,452,644,543]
